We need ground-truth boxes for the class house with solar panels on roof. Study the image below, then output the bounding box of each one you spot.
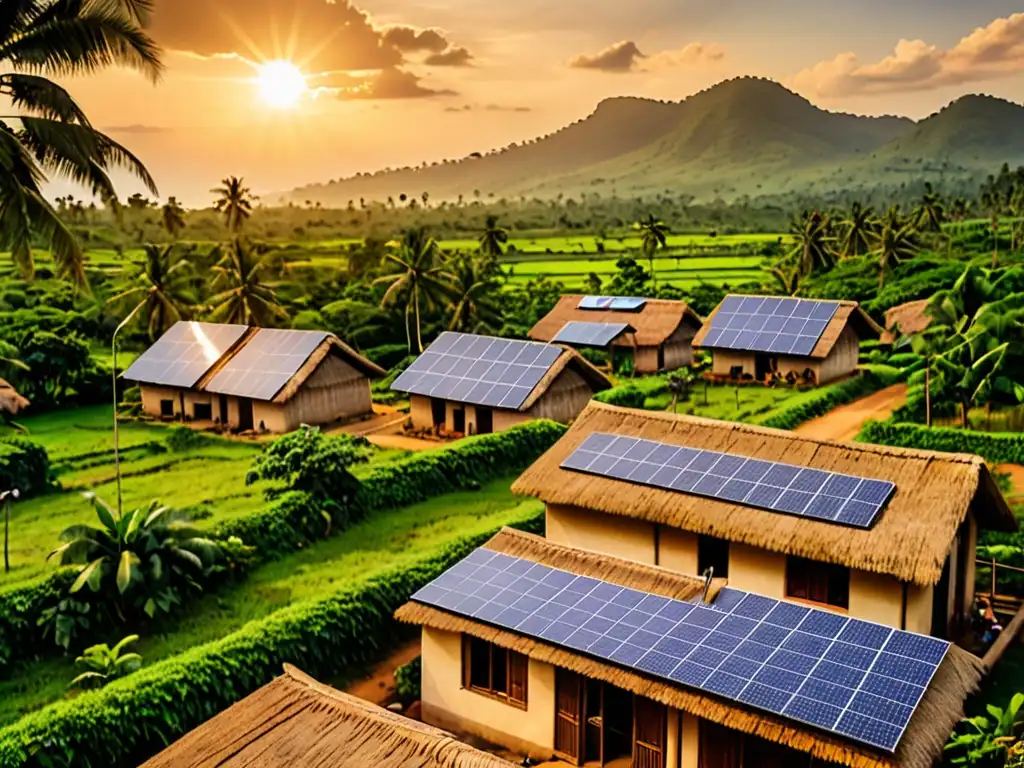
[528,295,703,374]
[395,401,1015,768]
[123,321,386,434]
[390,332,612,436]
[692,295,883,385]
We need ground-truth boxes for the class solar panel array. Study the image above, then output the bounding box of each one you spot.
[205,329,328,401]
[123,321,248,388]
[552,321,632,347]
[561,433,895,529]
[578,296,647,311]
[412,548,949,753]
[701,296,840,356]
[390,332,563,410]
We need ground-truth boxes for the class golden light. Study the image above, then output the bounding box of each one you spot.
[257,60,307,108]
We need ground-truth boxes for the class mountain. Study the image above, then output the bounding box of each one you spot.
[281,78,1024,206]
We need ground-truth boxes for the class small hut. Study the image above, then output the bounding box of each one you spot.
[141,664,515,768]
[881,299,933,345]
[528,295,703,373]
[391,332,611,435]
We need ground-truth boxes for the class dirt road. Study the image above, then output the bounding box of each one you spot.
[344,639,421,706]
[794,383,908,442]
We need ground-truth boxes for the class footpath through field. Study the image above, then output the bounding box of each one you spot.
[793,383,908,442]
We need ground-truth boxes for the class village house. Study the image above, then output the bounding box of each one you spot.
[391,331,612,435]
[141,664,515,768]
[881,300,933,346]
[528,295,703,374]
[396,401,1014,768]
[692,295,882,385]
[124,321,385,434]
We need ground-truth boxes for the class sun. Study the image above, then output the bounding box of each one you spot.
[257,60,307,109]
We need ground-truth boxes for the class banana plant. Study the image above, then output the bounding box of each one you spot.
[946,693,1024,766]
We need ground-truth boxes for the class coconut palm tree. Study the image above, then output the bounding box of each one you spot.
[374,228,453,353]
[160,197,186,239]
[981,189,1004,268]
[635,214,669,290]
[790,210,836,277]
[478,214,509,267]
[107,245,195,340]
[873,211,922,289]
[446,256,501,333]
[914,182,946,234]
[839,202,878,258]
[208,239,286,326]
[211,176,253,234]
[0,0,162,287]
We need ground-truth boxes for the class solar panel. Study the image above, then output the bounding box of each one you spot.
[412,551,949,754]
[552,321,631,347]
[390,332,563,410]
[700,296,840,356]
[122,321,248,388]
[560,433,895,529]
[204,329,329,401]
[578,296,648,312]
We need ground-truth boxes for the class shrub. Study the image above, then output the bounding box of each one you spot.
[0,437,51,497]
[594,375,671,409]
[394,656,421,706]
[857,421,1024,464]
[164,425,208,452]
[69,635,143,691]
[248,427,372,502]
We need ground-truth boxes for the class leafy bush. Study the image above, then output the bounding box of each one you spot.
[758,369,902,431]
[858,421,1024,464]
[0,437,52,497]
[69,635,142,690]
[394,656,421,706]
[164,425,209,452]
[945,692,1024,767]
[248,426,372,502]
[594,375,671,409]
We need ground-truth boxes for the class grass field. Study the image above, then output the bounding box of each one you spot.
[503,253,763,288]
[0,476,539,727]
[641,380,812,423]
[0,407,409,592]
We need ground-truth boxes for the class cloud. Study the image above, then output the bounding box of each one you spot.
[381,25,449,53]
[791,12,1024,97]
[317,68,456,100]
[444,103,531,113]
[568,39,724,72]
[104,124,171,134]
[425,46,473,67]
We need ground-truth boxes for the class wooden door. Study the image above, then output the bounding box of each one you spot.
[554,669,584,765]
[633,696,667,768]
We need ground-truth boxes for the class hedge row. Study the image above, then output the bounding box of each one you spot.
[757,368,902,431]
[0,509,545,767]
[593,375,671,409]
[0,571,74,672]
[857,421,1024,465]
[0,437,52,498]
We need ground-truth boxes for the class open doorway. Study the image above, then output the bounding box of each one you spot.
[476,407,493,435]
[238,398,254,431]
[452,408,466,434]
[754,353,776,381]
[219,395,229,425]
[556,671,641,767]
[431,398,447,429]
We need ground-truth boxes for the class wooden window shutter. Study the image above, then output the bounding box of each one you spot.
[508,651,529,706]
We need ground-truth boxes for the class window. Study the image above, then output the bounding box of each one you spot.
[462,636,528,707]
[786,556,849,610]
[698,535,729,578]
[193,402,213,420]
[159,399,174,417]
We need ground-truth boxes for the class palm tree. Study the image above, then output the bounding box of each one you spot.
[769,262,800,296]
[981,189,1004,268]
[478,215,509,263]
[208,239,286,326]
[873,212,921,289]
[211,176,253,233]
[839,202,878,257]
[914,182,946,234]
[107,245,194,340]
[0,0,162,286]
[790,210,836,276]
[160,197,186,239]
[635,214,669,290]
[447,257,501,333]
[374,228,453,353]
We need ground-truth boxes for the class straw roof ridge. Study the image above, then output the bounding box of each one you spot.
[691,294,883,358]
[881,300,933,345]
[510,402,1015,587]
[527,294,703,347]
[519,345,613,411]
[142,664,514,768]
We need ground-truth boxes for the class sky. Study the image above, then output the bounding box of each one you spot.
[54,0,1024,206]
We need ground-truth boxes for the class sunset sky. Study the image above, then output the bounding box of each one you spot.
[60,0,1024,205]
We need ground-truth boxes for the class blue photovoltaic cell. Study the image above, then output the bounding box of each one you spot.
[699,295,840,356]
[552,321,632,347]
[578,295,648,312]
[390,332,563,410]
[561,433,895,529]
[204,329,329,401]
[123,321,248,388]
[411,551,949,754]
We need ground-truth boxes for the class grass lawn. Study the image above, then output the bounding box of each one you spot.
[0,406,411,592]
[0,475,539,727]
[642,381,810,423]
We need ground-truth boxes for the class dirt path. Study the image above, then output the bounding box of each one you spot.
[368,433,447,452]
[997,463,1024,505]
[344,639,421,706]
[794,383,908,442]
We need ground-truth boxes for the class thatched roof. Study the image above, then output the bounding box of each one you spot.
[396,529,987,768]
[141,664,514,768]
[692,296,883,358]
[528,295,703,348]
[0,379,29,415]
[271,335,386,403]
[511,402,1016,587]
[519,346,613,410]
[881,300,932,345]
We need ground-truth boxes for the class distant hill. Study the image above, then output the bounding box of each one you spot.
[280,77,1024,206]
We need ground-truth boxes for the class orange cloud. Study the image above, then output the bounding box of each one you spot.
[792,12,1024,96]
[568,40,724,73]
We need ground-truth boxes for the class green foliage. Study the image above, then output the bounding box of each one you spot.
[0,437,52,497]
[17,332,94,408]
[363,343,411,370]
[946,693,1024,766]
[758,369,902,431]
[248,426,372,502]
[394,655,421,706]
[164,426,209,453]
[594,375,672,409]
[858,421,1024,464]
[69,635,142,691]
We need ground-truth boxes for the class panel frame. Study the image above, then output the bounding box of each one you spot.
[203,328,329,401]
[701,296,840,356]
[122,321,249,389]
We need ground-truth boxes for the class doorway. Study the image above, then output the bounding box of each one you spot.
[754,353,776,381]
[452,408,466,434]
[238,398,254,431]
[932,554,952,639]
[555,671,655,767]
[431,398,447,428]
[219,395,229,425]
[476,407,493,435]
